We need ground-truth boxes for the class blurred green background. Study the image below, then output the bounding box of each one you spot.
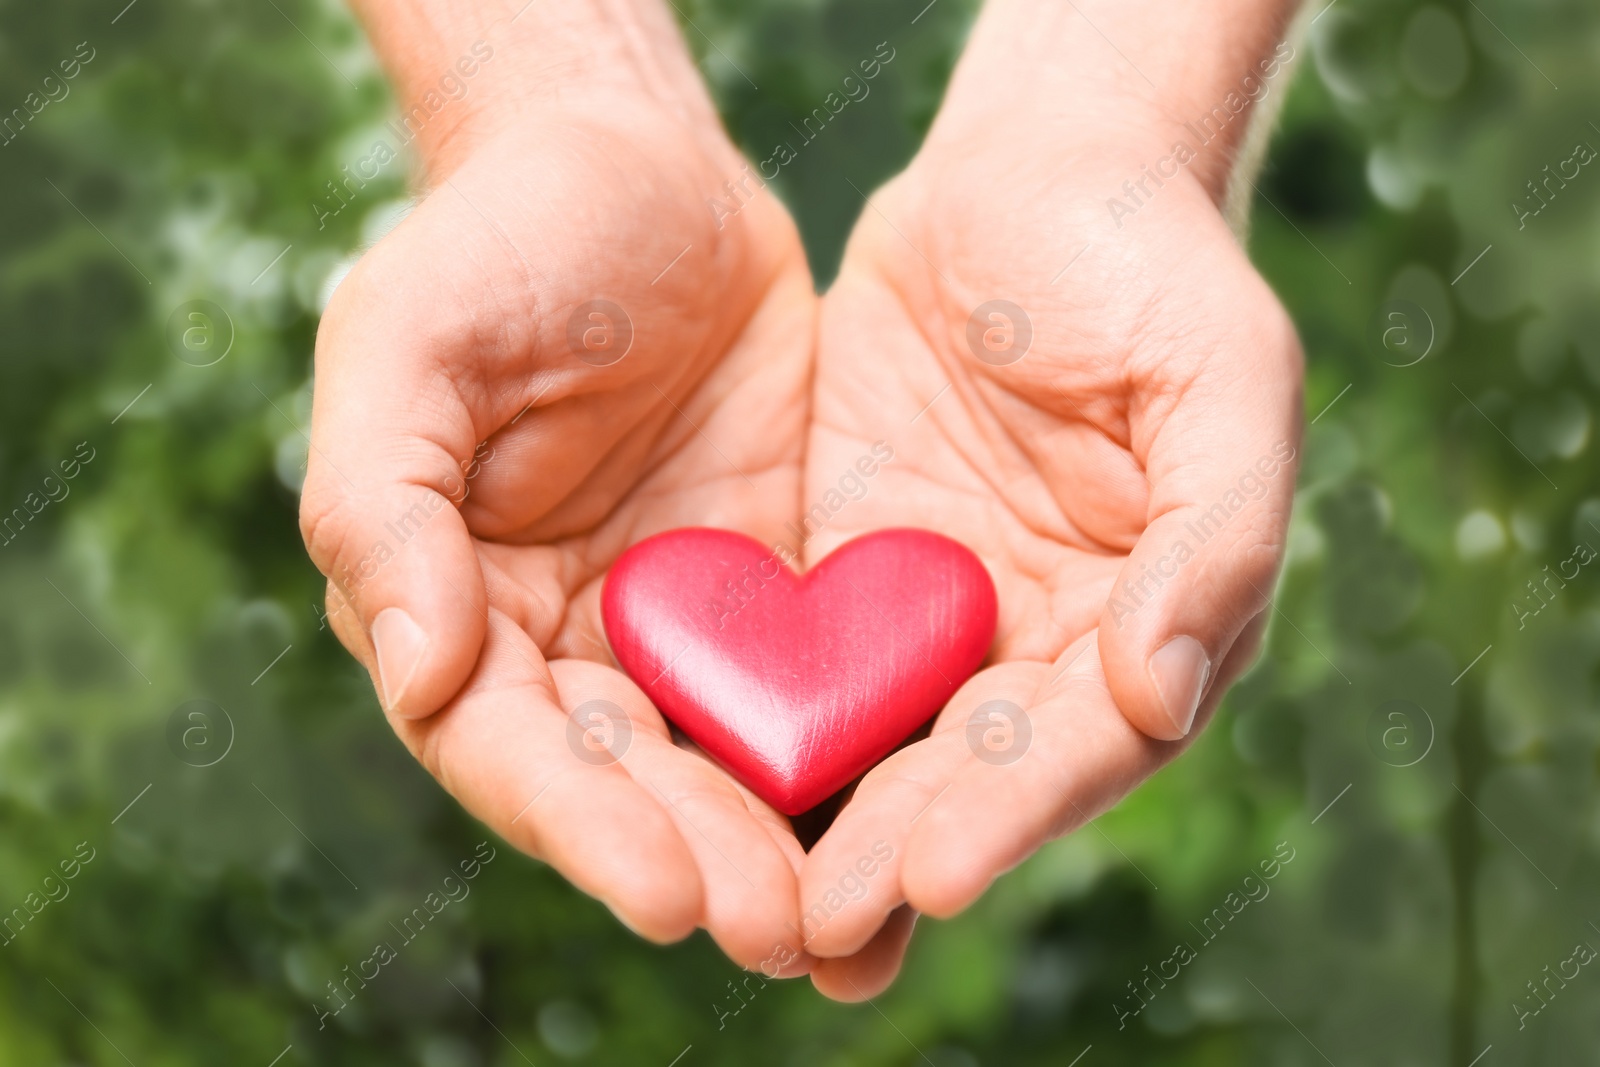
[2,0,1598,1063]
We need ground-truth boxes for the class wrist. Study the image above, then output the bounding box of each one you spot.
[925,0,1302,203]
[349,0,712,179]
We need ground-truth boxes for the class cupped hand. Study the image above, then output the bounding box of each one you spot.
[796,57,1303,996]
[300,5,818,972]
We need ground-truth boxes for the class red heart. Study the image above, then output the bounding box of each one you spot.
[601,527,998,815]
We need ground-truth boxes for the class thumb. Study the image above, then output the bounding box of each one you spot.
[299,234,489,721]
[1098,319,1302,741]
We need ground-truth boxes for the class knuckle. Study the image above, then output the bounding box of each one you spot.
[1240,502,1292,561]
[297,481,358,578]
[1229,519,1289,592]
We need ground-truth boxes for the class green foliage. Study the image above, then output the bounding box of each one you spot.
[1,0,1597,1063]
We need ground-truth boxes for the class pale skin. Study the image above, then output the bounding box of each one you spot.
[301,0,1303,1000]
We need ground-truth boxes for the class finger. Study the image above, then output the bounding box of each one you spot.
[808,906,920,1003]
[548,658,812,975]
[903,623,1265,918]
[797,664,1038,959]
[300,203,503,720]
[394,607,703,943]
[1098,261,1302,740]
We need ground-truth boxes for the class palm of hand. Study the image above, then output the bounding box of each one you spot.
[794,149,1300,995]
[305,96,820,968]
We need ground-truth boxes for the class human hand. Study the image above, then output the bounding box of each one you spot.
[299,0,817,972]
[794,0,1304,998]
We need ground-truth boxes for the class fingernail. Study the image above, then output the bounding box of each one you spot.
[372,607,428,713]
[1148,636,1211,738]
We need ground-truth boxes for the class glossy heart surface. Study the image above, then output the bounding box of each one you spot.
[601,527,998,814]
